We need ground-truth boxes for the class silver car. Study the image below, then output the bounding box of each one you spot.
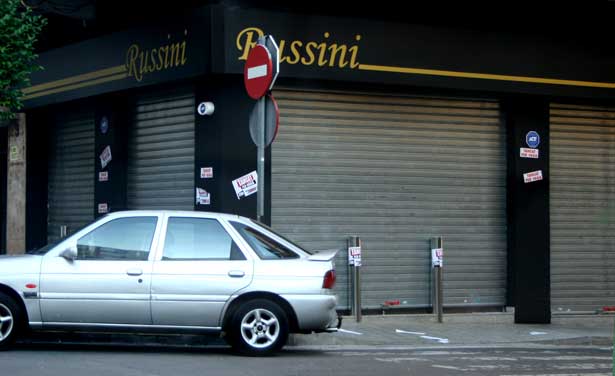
[0,211,340,355]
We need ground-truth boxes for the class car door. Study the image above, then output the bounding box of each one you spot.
[151,215,253,328]
[39,214,161,325]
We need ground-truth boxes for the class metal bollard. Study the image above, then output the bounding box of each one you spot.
[348,236,362,322]
[430,237,444,323]
[60,225,67,239]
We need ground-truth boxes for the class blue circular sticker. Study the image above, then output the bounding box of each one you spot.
[526,131,540,148]
[100,116,109,134]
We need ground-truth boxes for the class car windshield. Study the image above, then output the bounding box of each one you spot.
[25,219,102,255]
[248,219,314,255]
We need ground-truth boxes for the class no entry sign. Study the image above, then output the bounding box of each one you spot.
[244,44,273,99]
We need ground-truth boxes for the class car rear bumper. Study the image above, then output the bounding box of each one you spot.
[281,294,339,332]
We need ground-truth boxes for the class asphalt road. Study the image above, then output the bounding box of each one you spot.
[0,343,612,376]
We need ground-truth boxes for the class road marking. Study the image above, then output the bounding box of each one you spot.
[530,331,548,335]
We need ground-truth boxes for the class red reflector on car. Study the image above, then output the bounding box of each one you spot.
[322,270,336,289]
[25,284,37,289]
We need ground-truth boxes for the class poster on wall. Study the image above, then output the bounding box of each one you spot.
[523,170,543,183]
[520,148,539,159]
[232,171,258,199]
[99,146,112,169]
[196,188,211,205]
[98,203,108,214]
[200,167,213,178]
[348,246,361,266]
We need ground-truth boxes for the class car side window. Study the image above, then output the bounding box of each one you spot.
[76,217,158,261]
[162,217,245,261]
[230,222,299,260]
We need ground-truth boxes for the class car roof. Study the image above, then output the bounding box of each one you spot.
[104,210,246,221]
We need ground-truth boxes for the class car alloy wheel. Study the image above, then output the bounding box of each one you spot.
[230,299,289,356]
[0,302,14,343]
[240,308,280,349]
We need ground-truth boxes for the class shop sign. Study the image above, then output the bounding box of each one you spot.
[520,147,539,159]
[348,246,361,266]
[196,188,211,205]
[23,8,209,108]
[232,171,258,199]
[523,170,543,183]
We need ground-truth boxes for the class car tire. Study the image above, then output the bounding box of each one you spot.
[0,293,23,350]
[229,299,289,356]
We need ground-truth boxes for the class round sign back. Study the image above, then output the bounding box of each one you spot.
[249,94,280,148]
[244,45,273,100]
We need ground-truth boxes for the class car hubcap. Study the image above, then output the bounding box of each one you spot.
[240,308,279,349]
[0,303,14,342]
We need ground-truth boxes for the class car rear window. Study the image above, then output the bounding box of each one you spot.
[230,222,299,260]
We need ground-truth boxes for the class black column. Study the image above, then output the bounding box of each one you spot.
[25,110,49,251]
[94,98,129,218]
[505,98,551,324]
[195,76,270,224]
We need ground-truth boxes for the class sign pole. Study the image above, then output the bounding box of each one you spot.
[257,96,266,222]
[245,35,279,223]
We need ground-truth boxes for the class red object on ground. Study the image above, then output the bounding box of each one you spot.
[384,300,400,306]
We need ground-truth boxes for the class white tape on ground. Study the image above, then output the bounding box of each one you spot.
[338,328,363,335]
[420,335,450,344]
[395,329,426,335]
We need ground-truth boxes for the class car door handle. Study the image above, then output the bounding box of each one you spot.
[126,268,143,276]
[228,270,245,278]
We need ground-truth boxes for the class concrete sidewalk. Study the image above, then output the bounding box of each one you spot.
[289,312,615,348]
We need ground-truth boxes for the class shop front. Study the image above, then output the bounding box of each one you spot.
[16,5,615,321]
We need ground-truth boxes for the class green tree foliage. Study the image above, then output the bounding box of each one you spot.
[0,0,46,120]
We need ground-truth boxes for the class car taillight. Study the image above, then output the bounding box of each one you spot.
[322,270,336,289]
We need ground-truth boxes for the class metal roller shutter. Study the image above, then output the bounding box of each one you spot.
[127,87,195,210]
[550,103,615,313]
[47,109,95,244]
[272,90,507,310]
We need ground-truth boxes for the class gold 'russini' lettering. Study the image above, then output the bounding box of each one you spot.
[236,27,360,69]
[126,40,188,82]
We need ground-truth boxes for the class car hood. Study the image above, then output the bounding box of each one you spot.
[0,254,42,275]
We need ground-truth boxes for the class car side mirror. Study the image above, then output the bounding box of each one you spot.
[60,246,78,262]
